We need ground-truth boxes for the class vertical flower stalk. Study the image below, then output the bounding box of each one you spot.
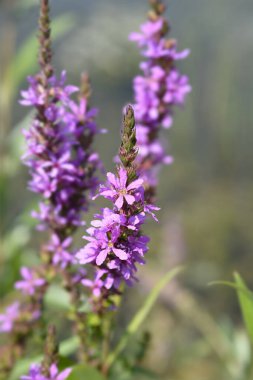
[21,0,103,355]
[20,325,72,380]
[21,0,103,299]
[76,105,159,314]
[1,0,102,370]
[129,0,191,202]
[38,0,53,86]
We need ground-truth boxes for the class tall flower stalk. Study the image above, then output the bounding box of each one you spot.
[130,0,191,202]
[76,105,158,313]
[75,105,159,370]
[0,0,102,371]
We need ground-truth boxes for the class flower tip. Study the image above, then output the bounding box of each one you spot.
[124,104,134,117]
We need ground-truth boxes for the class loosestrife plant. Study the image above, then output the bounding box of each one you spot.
[0,0,190,379]
[0,0,102,375]
[76,105,159,311]
[130,0,191,200]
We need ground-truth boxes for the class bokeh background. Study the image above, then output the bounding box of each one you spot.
[1,0,253,379]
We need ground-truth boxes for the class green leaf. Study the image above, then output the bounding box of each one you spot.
[209,280,253,300]
[67,364,106,380]
[234,272,253,345]
[44,284,71,311]
[210,275,253,345]
[105,266,183,369]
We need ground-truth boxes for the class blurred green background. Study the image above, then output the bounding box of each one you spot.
[1,0,253,379]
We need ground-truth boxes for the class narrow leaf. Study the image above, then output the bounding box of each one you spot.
[105,266,183,368]
[234,272,253,345]
[209,280,253,301]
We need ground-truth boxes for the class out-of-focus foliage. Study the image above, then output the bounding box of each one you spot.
[234,274,253,347]
[1,0,253,379]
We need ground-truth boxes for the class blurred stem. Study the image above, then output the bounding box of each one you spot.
[101,315,111,377]
[62,271,90,363]
[101,290,124,376]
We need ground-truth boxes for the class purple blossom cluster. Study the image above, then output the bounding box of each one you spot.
[76,165,159,300]
[129,4,191,191]
[15,267,46,296]
[0,300,41,334]
[21,363,71,380]
[21,71,102,238]
[1,56,103,342]
[0,303,21,333]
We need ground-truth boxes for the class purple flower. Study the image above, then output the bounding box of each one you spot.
[98,167,143,209]
[164,69,192,105]
[15,267,46,296]
[41,152,76,179]
[81,269,111,297]
[46,234,74,268]
[77,227,128,266]
[0,302,20,333]
[77,168,158,298]
[129,19,164,46]
[91,208,126,231]
[20,363,72,380]
[20,77,46,107]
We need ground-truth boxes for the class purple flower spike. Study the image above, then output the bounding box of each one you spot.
[15,267,46,296]
[21,70,103,235]
[130,0,191,200]
[76,106,159,309]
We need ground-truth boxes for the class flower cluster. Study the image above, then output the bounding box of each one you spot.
[129,0,191,195]
[0,301,41,334]
[0,0,101,350]
[21,71,102,238]
[21,363,71,380]
[0,303,21,333]
[76,106,159,306]
[15,267,46,296]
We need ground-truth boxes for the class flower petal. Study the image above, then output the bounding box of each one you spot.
[113,248,128,260]
[57,368,72,380]
[118,167,127,187]
[127,178,143,191]
[115,195,124,209]
[96,249,108,266]
[124,194,135,205]
[107,172,117,187]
